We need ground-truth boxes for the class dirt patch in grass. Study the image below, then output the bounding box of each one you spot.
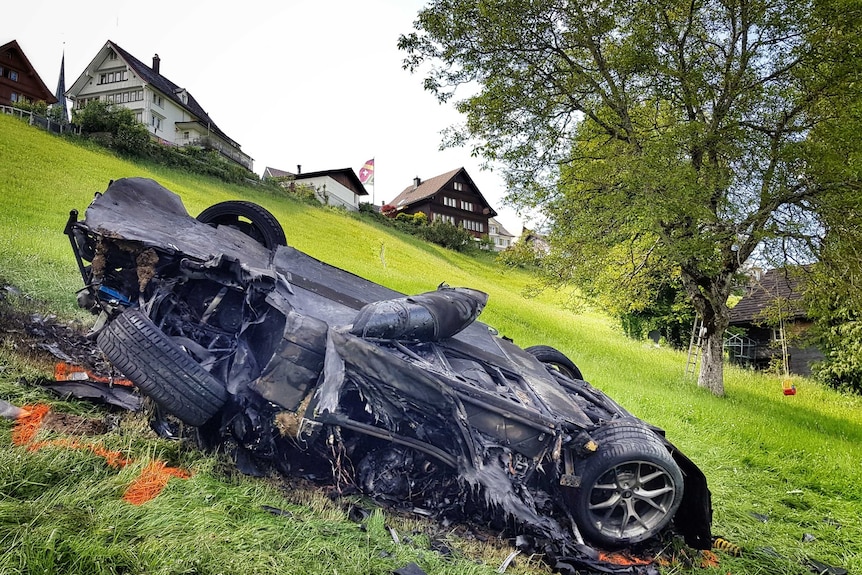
[0,284,108,375]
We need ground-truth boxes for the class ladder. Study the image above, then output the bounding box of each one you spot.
[685,315,704,379]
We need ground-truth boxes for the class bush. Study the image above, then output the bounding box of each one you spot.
[419,220,475,252]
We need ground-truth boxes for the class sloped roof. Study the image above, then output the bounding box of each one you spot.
[292,167,368,196]
[109,41,237,147]
[388,167,497,216]
[729,268,807,325]
[1,39,57,104]
[489,217,515,237]
[71,41,237,147]
[263,166,294,179]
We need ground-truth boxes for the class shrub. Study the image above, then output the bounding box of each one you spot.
[419,220,475,252]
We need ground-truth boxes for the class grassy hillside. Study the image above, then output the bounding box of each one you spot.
[2,114,861,575]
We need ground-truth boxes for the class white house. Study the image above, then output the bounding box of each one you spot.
[66,41,252,171]
[488,217,516,251]
[264,166,368,211]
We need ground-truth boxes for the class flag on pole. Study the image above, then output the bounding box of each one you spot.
[358,158,374,185]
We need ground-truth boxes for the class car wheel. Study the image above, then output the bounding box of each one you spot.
[97,309,228,426]
[525,344,583,380]
[569,419,684,547]
[196,201,287,250]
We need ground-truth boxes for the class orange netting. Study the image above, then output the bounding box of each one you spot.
[123,461,191,504]
[11,403,189,504]
[11,404,51,446]
[53,362,135,387]
[597,551,653,566]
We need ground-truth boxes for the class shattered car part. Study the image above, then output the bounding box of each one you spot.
[65,177,712,551]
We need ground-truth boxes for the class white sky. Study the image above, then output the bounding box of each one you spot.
[4,0,528,236]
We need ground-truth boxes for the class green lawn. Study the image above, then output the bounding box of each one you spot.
[1,114,861,574]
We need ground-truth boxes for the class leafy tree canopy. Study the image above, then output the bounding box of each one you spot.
[400,0,862,395]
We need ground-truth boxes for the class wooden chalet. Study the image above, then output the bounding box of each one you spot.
[387,168,497,238]
[726,268,822,376]
[0,40,57,108]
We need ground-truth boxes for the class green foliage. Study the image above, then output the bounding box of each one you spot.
[496,240,542,269]
[68,100,254,184]
[400,0,862,395]
[418,219,476,252]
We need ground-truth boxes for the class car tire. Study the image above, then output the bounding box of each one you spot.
[570,419,684,547]
[196,201,287,250]
[525,344,583,380]
[97,309,228,426]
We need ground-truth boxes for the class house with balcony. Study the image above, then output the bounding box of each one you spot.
[263,165,368,211]
[0,40,57,108]
[387,168,497,238]
[66,40,252,171]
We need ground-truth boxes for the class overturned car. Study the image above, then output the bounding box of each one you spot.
[65,178,711,552]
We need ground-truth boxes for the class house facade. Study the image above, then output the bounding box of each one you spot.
[66,41,252,171]
[726,268,823,376]
[264,166,368,211]
[387,168,497,238]
[488,218,515,251]
[0,40,57,108]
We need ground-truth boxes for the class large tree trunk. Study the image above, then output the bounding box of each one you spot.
[698,315,729,396]
[682,270,734,396]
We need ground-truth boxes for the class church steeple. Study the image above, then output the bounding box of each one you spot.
[53,48,68,123]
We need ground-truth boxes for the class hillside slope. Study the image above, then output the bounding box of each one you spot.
[2,114,861,574]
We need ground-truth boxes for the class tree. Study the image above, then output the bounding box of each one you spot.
[399,0,862,395]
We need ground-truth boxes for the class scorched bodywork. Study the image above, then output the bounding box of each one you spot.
[65,178,712,554]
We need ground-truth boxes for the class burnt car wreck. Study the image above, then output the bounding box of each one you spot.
[65,178,711,556]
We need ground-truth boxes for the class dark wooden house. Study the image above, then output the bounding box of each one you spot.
[0,40,57,108]
[726,268,822,376]
[387,168,497,238]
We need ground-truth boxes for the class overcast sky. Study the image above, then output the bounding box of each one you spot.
[4,0,528,235]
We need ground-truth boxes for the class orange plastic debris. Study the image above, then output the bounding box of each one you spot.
[700,550,720,568]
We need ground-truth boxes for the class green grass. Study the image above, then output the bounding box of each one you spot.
[2,114,861,574]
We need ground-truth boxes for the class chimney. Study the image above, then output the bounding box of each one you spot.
[152,54,160,74]
[297,164,302,174]
[413,176,421,189]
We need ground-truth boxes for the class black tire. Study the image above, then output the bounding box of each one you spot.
[525,344,583,380]
[196,201,287,250]
[569,419,684,547]
[97,309,228,426]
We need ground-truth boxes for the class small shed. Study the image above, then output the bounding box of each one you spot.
[726,268,822,376]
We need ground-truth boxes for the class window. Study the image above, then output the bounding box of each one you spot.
[152,94,163,107]
[490,225,498,234]
[135,111,143,122]
[444,196,457,207]
[151,115,162,131]
[454,182,464,191]
[433,213,455,224]
[9,70,18,82]
[10,92,18,102]
[462,220,484,232]
[0,67,4,77]
[461,200,474,211]
[108,50,117,60]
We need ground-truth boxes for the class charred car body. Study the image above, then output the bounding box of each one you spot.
[65,178,711,552]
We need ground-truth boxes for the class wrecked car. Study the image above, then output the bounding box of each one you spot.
[65,177,711,552]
